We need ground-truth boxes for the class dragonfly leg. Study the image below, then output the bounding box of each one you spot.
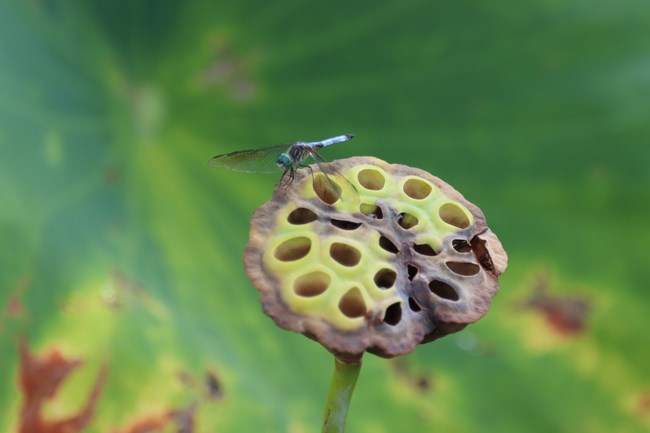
[278,169,289,188]
[299,163,314,179]
[278,168,295,189]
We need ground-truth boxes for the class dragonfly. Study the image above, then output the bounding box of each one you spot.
[209,134,356,189]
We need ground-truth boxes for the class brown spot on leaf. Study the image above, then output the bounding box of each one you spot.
[18,340,107,433]
[177,371,196,388]
[105,270,164,313]
[111,412,174,433]
[519,275,591,336]
[5,276,30,317]
[638,389,650,419]
[16,338,208,433]
[415,376,432,391]
[104,165,122,185]
[6,295,24,317]
[390,358,434,394]
[112,402,197,433]
[172,402,198,433]
[205,370,224,401]
[201,36,258,102]
[112,271,147,297]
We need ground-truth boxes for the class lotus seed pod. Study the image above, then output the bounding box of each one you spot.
[244,156,507,361]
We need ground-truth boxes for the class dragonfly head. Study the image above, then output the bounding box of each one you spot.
[276,153,293,170]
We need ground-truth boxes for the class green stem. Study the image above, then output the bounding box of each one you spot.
[321,356,362,433]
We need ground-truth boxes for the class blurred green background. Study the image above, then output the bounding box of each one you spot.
[1,0,649,432]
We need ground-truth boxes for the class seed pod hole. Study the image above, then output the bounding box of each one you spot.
[330,242,362,267]
[452,239,472,253]
[403,178,432,200]
[313,173,341,205]
[274,237,311,261]
[397,212,419,230]
[360,203,383,219]
[357,168,386,190]
[408,297,422,312]
[446,261,481,276]
[429,280,459,301]
[374,268,397,289]
[413,243,437,256]
[294,271,330,297]
[407,264,419,281]
[287,208,318,224]
[439,203,470,229]
[330,218,362,230]
[379,235,399,254]
[383,302,402,326]
[339,287,366,318]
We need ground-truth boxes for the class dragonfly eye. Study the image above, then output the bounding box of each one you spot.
[276,153,292,169]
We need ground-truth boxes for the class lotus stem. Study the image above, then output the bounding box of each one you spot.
[321,356,362,433]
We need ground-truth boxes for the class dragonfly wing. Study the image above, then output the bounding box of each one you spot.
[209,143,289,173]
[306,148,347,180]
[306,148,359,198]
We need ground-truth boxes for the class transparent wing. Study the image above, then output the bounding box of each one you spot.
[306,148,359,199]
[209,143,290,173]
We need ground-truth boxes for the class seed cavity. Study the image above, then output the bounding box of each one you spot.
[330,218,362,230]
[408,297,422,312]
[413,243,437,256]
[287,208,318,224]
[294,271,330,297]
[313,173,341,205]
[339,288,366,318]
[379,235,399,254]
[330,242,362,267]
[360,203,383,219]
[439,203,470,229]
[446,261,481,276]
[407,265,418,281]
[374,268,397,289]
[429,280,459,301]
[357,168,386,190]
[397,212,418,230]
[403,178,432,200]
[383,302,402,326]
[452,239,472,253]
[274,237,311,261]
